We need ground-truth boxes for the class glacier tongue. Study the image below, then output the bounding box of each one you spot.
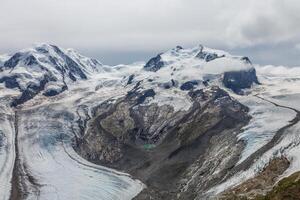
[235,95,295,164]
[0,105,15,200]
[17,105,144,200]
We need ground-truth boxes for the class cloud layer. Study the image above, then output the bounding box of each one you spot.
[1,0,300,65]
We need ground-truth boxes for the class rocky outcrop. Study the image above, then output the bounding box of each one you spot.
[144,54,164,72]
[223,68,259,94]
[50,45,88,80]
[180,80,199,90]
[10,75,57,107]
[195,45,225,62]
[3,53,23,69]
[0,76,21,89]
[74,86,251,199]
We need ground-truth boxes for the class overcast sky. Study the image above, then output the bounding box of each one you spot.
[1,0,300,66]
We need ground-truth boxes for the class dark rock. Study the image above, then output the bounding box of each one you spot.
[171,79,176,86]
[144,54,164,72]
[51,45,87,80]
[162,83,171,89]
[43,85,67,97]
[136,89,156,104]
[195,46,225,62]
[127,74,135,85]
[91,58,101,66]
[68,72,77,81]
[11,75,57,107]
[4,53,22,68]
[43,89,60,97]
[188,89,204,98]
[223,68,259,94]
[241,56,252,64]
[160,79,178,89]
[24,55,39,66]
[0,76,20,89]
[180,80,198,90]
[202,80,209,87]
[126,81,142,98]
[35,46,49,54]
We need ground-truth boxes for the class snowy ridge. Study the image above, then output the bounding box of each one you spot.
[0,105,14,200]
[0,44,105,106]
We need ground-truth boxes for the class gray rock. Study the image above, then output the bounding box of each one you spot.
[144,54,164,72]
[223,68,259,94]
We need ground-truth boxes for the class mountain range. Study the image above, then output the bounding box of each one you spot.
[0,43,300,200]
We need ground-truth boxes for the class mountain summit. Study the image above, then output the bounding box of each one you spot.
[0,44,103,106]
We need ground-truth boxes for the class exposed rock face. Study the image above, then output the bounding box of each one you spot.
[3,53,23,69]
[75,86,251,199]
[195,45,225,62]
[11,75,57,107]
[127,74,135,85]
[180,80,199,91]
[144,54,164,72]
[223,68,259,94]
[0,76,21,89]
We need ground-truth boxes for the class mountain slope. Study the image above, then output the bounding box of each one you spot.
[1,44,300,200]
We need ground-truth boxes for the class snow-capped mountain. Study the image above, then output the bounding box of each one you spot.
[0,44,104,106]
[141,44,258,94]
[1,44,300,200]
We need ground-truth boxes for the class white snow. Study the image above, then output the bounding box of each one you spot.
[235,95,295,164]
[0,105,15,200]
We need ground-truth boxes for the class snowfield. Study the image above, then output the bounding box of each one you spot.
[0,105,15,200]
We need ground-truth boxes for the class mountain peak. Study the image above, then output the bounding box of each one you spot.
[142,44,257,94]
[0,44,103,106]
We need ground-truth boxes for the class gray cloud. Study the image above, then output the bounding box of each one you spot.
[224,0,300,47]
[1,0,300,66]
